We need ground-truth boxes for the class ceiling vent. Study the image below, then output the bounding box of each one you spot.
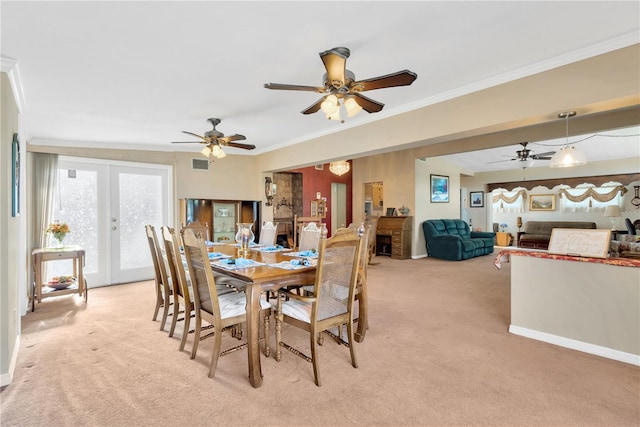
[191,158,209,171]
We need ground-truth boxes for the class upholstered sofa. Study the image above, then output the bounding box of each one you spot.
[422,219,495,261]
[517,221,597,249]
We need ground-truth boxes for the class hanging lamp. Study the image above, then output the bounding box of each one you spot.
[549,111,587,168]
[329,160,350,176]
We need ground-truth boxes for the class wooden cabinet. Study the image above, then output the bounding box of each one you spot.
[376,216,412,259]
[372,183,384,208]
[180,199,261,243]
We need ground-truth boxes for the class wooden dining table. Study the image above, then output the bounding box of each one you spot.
[206,244,317,388]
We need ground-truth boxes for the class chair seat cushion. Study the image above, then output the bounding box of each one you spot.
[201,292,270,318]
[281,297,347,323]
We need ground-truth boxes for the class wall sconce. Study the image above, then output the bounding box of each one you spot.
[276,197,294,210]
[265,177,275,206]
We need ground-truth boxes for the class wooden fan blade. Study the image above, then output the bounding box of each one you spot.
[182,131,208,140]
[353,70,418,92]
[486,159,516,164]
[219,134,246,143]
[301,98,324,115]
[532,156,553,160]
[531,151,555,158]
[320,48,348,89]
[171,141,206,144]
[224,141,256,150]
[264,83,325,93]
[353,92,384,113]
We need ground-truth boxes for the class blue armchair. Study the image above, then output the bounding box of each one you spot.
[422,219,495,261]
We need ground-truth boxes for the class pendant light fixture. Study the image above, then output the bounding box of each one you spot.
[329,160,350,176]
[549,111,587,168]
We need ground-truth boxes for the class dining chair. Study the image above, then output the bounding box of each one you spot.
[162,226,240,353]
[298,222,324,252]
[365,216,379,264]
[625,218,636,235]
[353,224,371,342]
[182,228,272,378]
[293,215,322,250]
[181,221,210,242]
[145,224,173,331]
[258,221,278,246]
[305,224,371,343]
[274,228,362,386]
[160,226,195,351]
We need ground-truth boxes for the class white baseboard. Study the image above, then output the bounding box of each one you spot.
[0,334,20,387]
[509,325,640,366]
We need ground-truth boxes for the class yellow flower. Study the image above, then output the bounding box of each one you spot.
[46,222,70,240]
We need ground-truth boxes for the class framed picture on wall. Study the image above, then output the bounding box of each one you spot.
[529,194,556,211]
[11,133,20,217]
[430,174,449,203]
[470,191,484,208]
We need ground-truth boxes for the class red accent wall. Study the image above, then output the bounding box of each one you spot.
[288,162,353,235]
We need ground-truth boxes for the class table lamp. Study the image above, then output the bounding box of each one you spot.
[604,205,621,231]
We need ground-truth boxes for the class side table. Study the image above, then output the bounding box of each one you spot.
[496,232,513,247]
[32,245,87,312]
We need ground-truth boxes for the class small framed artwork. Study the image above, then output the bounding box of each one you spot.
[430,174,449,203]
[11,133,20,217]
[386,207,397,216]
[470,191,484,208]
[548,228,611,258]
[529,194,556,211]
[314,164,324,170]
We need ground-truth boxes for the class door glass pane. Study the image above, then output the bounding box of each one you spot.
[119,173,162,270]
[50,169,99,278]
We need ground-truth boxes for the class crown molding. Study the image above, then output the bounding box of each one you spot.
[1,56,25,113]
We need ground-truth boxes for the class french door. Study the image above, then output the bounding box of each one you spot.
[52,157,172,286]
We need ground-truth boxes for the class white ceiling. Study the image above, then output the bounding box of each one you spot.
[438,125,640,173]
[2,1,639,168]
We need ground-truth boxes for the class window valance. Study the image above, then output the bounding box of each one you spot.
[492,189,527,204]
[557,185,627,203]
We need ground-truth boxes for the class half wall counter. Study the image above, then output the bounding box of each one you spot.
[495,250,640,366]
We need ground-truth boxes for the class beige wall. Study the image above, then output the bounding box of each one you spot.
[27,146,273,227]
[352,149,467,258]
[1,72,21,385]
[510,255,640,362]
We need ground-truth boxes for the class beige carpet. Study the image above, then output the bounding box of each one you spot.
[1,255,638,427]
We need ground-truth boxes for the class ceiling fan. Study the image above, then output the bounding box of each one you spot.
[171,118,255,159]
[264,47,417,121]
[488,142,555,166]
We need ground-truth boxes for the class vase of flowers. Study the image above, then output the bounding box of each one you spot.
[46,222,70,248]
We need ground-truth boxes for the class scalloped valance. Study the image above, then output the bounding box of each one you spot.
[492,189,527,204]
[557,185,627,203]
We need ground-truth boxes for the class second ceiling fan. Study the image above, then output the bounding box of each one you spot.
[171,118,255,160]
[264,46,418,122]
[488,142,556,166]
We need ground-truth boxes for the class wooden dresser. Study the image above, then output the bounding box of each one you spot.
[376,216,412,259]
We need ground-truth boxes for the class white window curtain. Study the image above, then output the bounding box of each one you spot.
[558,183,625,212]
[31,153,59,297]
[492,188,526,213]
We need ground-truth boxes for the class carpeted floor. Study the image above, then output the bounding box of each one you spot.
[1,255,638,426]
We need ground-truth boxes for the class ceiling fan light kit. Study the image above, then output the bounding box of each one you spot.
[549,111,587,168]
